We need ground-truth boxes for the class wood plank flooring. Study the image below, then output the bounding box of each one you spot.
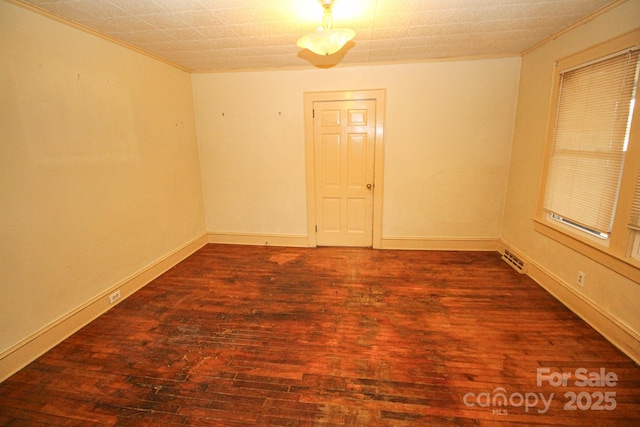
[1,244,639,426]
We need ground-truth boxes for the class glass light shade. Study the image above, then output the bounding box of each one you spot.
[297,28,356,56]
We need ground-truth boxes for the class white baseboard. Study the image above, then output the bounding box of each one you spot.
[0,233,208,383]
[499,242,640,365]
[207,232,309,247]
[208,233,503,251]
[381,236,502,251]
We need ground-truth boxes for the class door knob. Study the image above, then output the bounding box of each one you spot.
[367,184,372,189]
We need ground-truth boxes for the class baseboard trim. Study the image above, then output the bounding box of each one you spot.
[207,233,502,251]
[381,236,502,251]
[500,242,640,365]
[0,233,208,383]
[207,232,309,247]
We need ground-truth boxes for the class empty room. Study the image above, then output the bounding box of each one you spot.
[1,0,640,425]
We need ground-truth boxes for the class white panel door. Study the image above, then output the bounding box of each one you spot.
[314,100,376,246]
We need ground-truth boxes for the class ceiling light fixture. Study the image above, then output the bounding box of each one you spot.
[297,0,355,56]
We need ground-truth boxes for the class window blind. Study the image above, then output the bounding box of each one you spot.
[630,171,640,231]
[544,49,640,236]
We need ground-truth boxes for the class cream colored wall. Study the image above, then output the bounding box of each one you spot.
[0,2,205,355]
[192,57,521,240]
[502,0,640,335]
[1,0,636,381]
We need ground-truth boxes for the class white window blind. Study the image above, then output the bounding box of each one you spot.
[544,49,640,237]
[630,171,640,231]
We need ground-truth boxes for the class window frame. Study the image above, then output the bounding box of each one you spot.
[534,29,640,283]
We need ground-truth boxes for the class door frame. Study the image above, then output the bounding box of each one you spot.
[304,89,386,248]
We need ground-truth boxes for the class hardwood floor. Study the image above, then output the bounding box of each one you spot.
[1,244,639,426]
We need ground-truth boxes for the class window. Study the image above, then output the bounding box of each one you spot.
[544,48,639,240]
[535,30,640,281]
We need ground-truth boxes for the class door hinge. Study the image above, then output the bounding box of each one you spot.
[315,225,318,232]
[312,109,315,118]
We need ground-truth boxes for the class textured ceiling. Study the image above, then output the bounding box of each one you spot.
[15,0,618,72]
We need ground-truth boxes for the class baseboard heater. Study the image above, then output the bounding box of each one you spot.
[502,249,527,274]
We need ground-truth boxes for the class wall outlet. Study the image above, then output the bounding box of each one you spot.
[576,271,586,287]
[109,289,121,304]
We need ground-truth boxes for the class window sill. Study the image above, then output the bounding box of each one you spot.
[533,218,640,283]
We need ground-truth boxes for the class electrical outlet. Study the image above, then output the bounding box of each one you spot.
[109,289,121,304]
[576,271,586,287]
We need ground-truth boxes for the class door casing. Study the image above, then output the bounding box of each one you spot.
[304,89,386,248]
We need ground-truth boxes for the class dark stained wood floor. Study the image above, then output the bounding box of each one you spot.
[1,244,639,426]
